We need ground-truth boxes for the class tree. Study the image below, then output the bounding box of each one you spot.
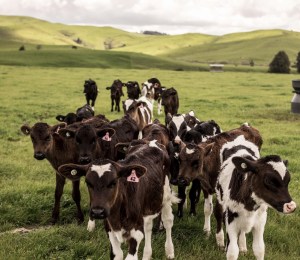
[296,51,300,73]
[268,50,290,73]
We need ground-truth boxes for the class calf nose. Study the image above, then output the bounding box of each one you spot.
[283,201,297,214]
[178,177,189,187]
[34,152,45,160]
[79,156,91,164]
[90,208,106,219]
[170,178,178,185]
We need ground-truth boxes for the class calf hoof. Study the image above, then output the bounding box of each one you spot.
[77,215,84,225]
[189,211,196,216]
[50,217,58,225]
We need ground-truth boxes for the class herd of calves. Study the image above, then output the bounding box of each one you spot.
[20,77,296,260]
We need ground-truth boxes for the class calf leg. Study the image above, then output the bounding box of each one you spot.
[51,173,66,224]
[203,191,213,235]
[177,185,186,218]
[91,99,95,110]
[72,180,84,224]
[126,229,144,260]
[143,214,158,260]
[161,177,176,259]
[214,200,225,249]
[226,228,239,260]
[111,98,114,112]
[252,211,267,260]
[108,231,123,260]
[157,99,162,115]
[189,179,201,216]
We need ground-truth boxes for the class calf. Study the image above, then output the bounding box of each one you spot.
[124,81,141,99]
[176,123,263,240]
[56,104,95,125]
[161,87,179,125]
[141,78,163,115]
[20,122,83,224]
[216,136,296,260]
[58,141,179,259]
[106,79,124,112]
[125,99,152,139]
[83,79,98,110]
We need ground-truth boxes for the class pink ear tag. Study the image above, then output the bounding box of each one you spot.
[102,132,112,141]
[127,169,139,183]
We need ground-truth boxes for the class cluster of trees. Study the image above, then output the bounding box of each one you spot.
[269,50,300,74]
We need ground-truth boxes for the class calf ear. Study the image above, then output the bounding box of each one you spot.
[58,128,76,139]
[118,164,147,182]
[283,160,288,167]
[203,142,214,156]
[97,128,116,140]
[51,123,67,134]
[232,156,257,173]
[21,125,31,135]
[58,163,90,181]
[56,115,66,122]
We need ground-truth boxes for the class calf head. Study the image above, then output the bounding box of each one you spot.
[83,79,96,93]
[59,125,99,164]
[76,104,94,121]
[56,112,78,125]
[58,160,146,219]
[21,122,66,160]
[183,110,200,130]
[107,79,124,98]
[125,81,141,99]
[166,113,187,143]
[232,155,296,214]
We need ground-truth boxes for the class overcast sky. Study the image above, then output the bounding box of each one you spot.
[0,0,299,35]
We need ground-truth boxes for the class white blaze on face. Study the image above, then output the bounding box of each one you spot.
[186,147,195,154]
[91,163,111,178]
[149,140,161,150]
[172,115,185,132]
[267,161,287,180]
[124,99,134,111]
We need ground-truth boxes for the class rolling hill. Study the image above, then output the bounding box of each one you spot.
[1,15,300,68]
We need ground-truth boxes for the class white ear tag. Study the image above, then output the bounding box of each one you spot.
[71,169,77,176]
[66,132,70,137]
[241,163,247,169]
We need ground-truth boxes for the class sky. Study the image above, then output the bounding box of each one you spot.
[0,0,300,35]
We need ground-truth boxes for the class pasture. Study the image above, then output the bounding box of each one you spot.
[0,65,300,259]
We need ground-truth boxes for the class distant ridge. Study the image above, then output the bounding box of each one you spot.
[1,15,300,66]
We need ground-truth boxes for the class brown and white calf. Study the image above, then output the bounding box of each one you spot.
[58,141,179,260]
[176,123,263,238]
[216,136,296,260]
[125,98,152,139]
[20,122,83,224]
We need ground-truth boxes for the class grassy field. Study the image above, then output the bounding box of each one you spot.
[0,65,300,259]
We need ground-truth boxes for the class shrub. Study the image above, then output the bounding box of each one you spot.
[296,51,300,73]
[268,51,290,73]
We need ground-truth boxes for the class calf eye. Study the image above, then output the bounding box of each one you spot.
[107,180,117,189]
[85,180,93,189]
[264,177,280,191]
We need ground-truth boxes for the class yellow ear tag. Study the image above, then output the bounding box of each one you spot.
[71,169,77,176]
[241,163,247,169]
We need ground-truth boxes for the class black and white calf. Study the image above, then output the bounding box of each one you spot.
[216,135,296,260]
[58,141,179,260]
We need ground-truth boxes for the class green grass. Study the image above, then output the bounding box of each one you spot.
[0,65,300,259]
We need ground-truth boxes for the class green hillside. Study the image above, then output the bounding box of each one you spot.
[1,15,300,68]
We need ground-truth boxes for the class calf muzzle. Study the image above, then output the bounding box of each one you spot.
[79,156,91,164]
[178,177,190,187]
[90,207,106,219]
[283,201,297,214]
[34,152,46,160]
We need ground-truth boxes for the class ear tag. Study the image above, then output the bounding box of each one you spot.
[102,132,112,141]
[241,163,247,169]
[71,169,77,176]
[123,147,127,151]
[127,169,139,183]
[25,129,30,134]
[66,132,70,137]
